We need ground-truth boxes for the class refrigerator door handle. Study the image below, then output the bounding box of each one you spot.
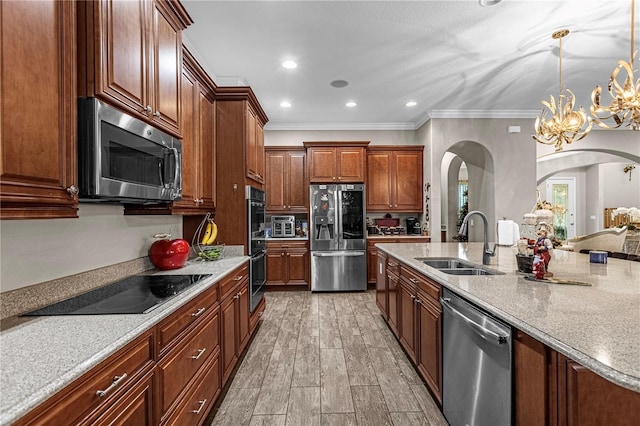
[312,251,365,257]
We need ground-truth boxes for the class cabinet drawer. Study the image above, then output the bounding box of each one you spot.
[157,306,220,416]
[387,256,401,277]
[220,264,249,300]
[157,284,219,355]
[266,240,308,250]
[17,331,154,426]
[401,265,440,302]
[162,353,220,426]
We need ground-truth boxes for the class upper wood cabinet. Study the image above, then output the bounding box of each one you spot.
[367,146,424,212]
[304,142,369,183]
[170,48,215,215]
[246,106,266,185]
[77,0,192,137]
[0,0,78,219]
[265,147,307,213]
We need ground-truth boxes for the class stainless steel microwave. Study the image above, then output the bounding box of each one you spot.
[78,98,182,203]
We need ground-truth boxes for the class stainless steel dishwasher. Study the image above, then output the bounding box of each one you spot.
[441,288,512,426]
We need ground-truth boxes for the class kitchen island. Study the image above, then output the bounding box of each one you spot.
[375,242,639,424]
[375,242,640,392]
[0,255,253,425]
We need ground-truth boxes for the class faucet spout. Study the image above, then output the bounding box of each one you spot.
[460,210,496,265]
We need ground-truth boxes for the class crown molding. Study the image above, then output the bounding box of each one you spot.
[264,122,417,131]
[427,110,540,119]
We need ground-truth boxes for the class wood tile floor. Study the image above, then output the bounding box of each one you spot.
[208,290,448,426]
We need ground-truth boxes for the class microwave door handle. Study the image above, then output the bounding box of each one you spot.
[158,157,165,188]
[169,147,180,190]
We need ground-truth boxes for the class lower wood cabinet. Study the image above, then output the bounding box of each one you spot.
[15,262,260,426]
[266,240,309,287]
[376,251,388,319]
[367,237,430,283]
[220,266,251,386]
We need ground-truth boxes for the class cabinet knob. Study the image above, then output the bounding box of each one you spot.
[66,185,79,197]
[338,176,342,180]
[142,105,152,116]
[389,204,392,208]
[410,294,416,300]
[153,111,161,118]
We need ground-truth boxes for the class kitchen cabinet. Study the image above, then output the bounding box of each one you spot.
[386,255,401,337]
[0,0,78,219]
[14,331,156,425]
[366,146,424,212]
[220,264,251,385]
[215,87,268,250]
[513,329,640,426]
[398,264,442,403]
[265,147,307,213]
[155,275,220,423]
[266,240,309,287]
[170,48,216,214]
[303,141,369,183]
[376,251,388,318]
[77,0,192,137]
[367,237,430,283]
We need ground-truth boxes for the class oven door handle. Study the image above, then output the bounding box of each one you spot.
[440,297,509,345]
[312,251,364,257]
[252,250,266,259]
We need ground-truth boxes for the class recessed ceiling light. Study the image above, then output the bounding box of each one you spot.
[280,101,292,108]
[479,0,502,6]
[405,101,417,107]
[330,80,349,88]
[346,101,357,108]
[282,60,297,69]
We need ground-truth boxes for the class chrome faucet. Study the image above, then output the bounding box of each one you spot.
[460,210,496,265]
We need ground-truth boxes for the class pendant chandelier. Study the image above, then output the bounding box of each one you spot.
[533,29,592,152]
[591,0,639,130]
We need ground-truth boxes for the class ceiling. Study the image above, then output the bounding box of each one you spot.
[181,0,637,130]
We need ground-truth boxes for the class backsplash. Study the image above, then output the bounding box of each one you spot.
[0,204,182,293]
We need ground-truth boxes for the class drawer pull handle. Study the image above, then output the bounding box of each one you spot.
[388,262,397,267]
[96,373,128,398]
[234,275,243,281]
[192,399,208,415]
[191,348,207,360]
[409,278,418,284]
[191,307,206,318]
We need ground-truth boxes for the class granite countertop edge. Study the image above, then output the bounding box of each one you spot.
[375,242,640,393]
[0,255,248,425]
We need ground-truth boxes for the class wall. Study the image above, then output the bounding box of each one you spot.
[264,129,418,146]
[0,205,182,292]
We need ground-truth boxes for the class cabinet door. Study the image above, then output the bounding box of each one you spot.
[97,0,148,115]
[398,281,416,362]
[336,147,365,182]
[564,359,640,426]
[287,151,307,210]
[265,152,287,211]
[237,282,251,354]
[387,272,399,337]
[514,330,551,426]
[366,151,393,210]
[150,0,182,135]
[393,151,423,211]
[287,249,309,285]
[246,107,259,182]
[0,0,78,219]
[176,66,198,208]
[367,245,378,284]
[417,295,442,404]
[197,87,215,209]
[376,252,388,319]
[220,295,237,385]
[266,249,287,285]
[256,121,265,184]
[308,147,337,182]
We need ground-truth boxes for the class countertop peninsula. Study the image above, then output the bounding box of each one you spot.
[375,242,640,393]
[0,256,248,425]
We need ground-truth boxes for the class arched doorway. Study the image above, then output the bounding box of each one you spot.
[440,141,496,242]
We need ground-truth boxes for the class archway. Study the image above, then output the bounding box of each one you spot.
[440,141,496,242]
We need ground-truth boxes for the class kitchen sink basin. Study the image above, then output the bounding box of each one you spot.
[416,257,505,276]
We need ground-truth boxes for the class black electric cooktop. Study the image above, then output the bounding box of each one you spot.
[22,274,212,316]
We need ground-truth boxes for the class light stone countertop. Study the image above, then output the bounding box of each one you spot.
[375,242,640,393]
[0,256,248,426]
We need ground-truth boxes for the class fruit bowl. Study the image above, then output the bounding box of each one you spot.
[196,244,225,261]
[192,213,224,261]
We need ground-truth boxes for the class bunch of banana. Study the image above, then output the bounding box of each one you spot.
[200,221,218,246]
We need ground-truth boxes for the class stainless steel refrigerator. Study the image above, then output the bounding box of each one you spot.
[309,184,366,291]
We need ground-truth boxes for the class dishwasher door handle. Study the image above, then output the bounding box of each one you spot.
[440,297,509,345]
[312,251,365,257]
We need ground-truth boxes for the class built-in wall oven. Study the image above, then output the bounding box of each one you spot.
[247,186,266,312]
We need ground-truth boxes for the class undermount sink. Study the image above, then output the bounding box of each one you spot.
[416,257,505,276]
